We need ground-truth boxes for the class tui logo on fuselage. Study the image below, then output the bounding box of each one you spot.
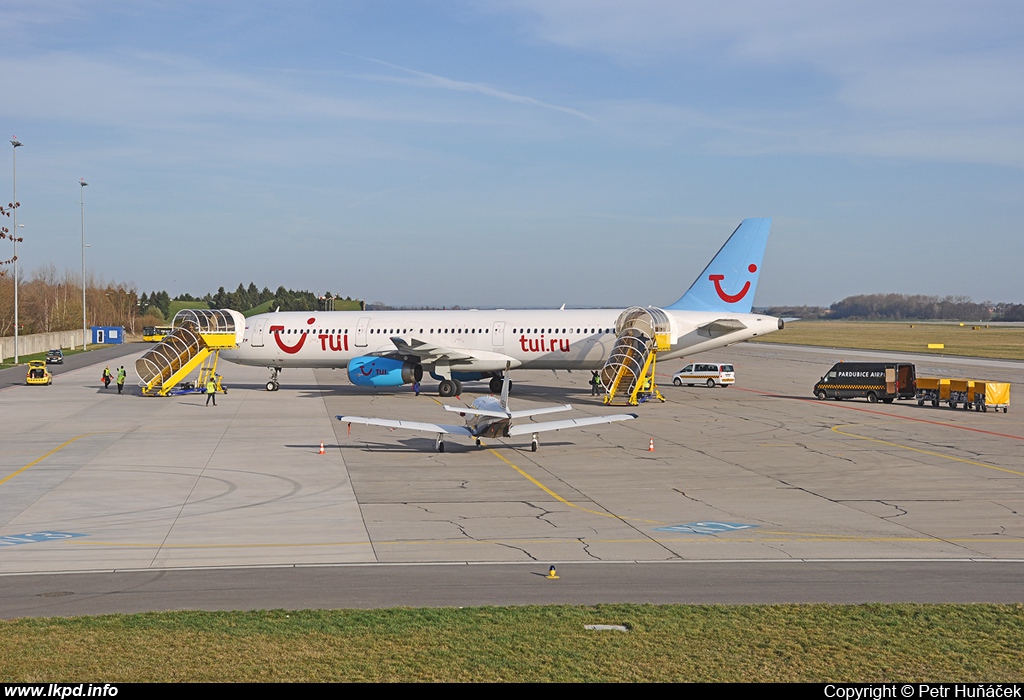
[270,317,316,354]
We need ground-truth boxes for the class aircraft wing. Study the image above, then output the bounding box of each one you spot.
[388,337,522,371]
[336,415,473,437]
[696,318,748,339]
[507,413,638,436]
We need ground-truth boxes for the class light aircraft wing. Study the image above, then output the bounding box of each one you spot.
[388,337,521,371]
[507,413,638,436]
[336,415,473,437]
[696,318,748,339]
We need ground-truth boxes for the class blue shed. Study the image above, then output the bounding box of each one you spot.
[91,326,125,345]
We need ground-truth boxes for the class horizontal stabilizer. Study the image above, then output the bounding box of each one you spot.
[442,405,509,419]
[507,413,637,436]
[696,318,747,338]
[507,404,573,420]
[336,415,473,436]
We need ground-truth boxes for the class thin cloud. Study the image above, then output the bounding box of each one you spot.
[354,55,597,122]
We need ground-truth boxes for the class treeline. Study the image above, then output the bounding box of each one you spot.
[0,265,138,335]
[764,294,1024,322]
[138,284,362,324]
[1,269,362,338]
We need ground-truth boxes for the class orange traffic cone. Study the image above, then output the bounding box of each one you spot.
[319,441,325,455]
[648,438,655,452]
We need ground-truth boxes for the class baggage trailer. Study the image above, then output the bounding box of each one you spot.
[814,362,916,403]
[971,381,1010,413]
[915,377,950,407]
[948,378,974,410]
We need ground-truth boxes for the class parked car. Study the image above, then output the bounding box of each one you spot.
[26,360,53,385]
[45,349,64,364]
[672,363,735,388]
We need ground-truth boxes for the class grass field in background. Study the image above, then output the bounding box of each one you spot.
[167,300,211,317]
[3,604,1023,682]
[752,321,1024,361]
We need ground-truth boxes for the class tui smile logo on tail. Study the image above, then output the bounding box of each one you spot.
[710,264,757,303]
[271,317,316,354]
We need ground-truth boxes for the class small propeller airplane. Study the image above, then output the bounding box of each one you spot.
[337,364,637,452]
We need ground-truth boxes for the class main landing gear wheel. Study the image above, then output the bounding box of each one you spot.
[436,435,445,453]
[266,368,281,391]
[438,380,457,398]
[706,379,716,388]
[489,376,503,393]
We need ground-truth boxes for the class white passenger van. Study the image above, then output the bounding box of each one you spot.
[672,363,735,388]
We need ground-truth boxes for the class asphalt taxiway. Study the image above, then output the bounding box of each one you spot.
[2,341,1022,616]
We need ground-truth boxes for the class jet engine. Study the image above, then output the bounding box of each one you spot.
[347,356,423,387]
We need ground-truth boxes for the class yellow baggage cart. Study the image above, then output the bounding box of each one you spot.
[972,381,1010,413]
[948,378,974,410]
[915,377,950,407]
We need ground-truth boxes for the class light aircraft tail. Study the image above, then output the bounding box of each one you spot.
[499,361,511,410]
[665,217,772,314]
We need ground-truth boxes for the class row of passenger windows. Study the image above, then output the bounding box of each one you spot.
[273,327,614,335]
[512,328,612,334]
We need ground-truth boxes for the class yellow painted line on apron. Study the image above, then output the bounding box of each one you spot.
[430,394,662,524]
[831,425,1024,476]
[0,433,98,487]
[486,446,661,525]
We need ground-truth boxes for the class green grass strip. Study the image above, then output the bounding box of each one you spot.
[2,604,1023,682]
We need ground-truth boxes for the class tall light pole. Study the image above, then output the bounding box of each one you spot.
[11,138,22,362]
[80,178,88,350]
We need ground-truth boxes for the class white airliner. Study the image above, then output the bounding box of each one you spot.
[221,218,782,396]
[338,364,637,452]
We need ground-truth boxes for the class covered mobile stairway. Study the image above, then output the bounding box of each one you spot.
[135,309,245,397]
[600,306,672,406]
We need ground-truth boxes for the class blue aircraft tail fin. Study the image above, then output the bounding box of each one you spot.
[665,217,772,313]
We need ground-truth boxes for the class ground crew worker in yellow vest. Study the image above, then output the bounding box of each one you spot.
[116,366,126,395]
[206,376,217,406]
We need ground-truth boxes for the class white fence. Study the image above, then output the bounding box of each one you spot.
[0,330,86,362]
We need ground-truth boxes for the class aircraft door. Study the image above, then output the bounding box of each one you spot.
[251,317,266,347]
[355,317,370,347]
[492,321,505,349]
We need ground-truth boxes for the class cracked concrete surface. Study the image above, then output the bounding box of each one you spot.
[2,342,1024,573]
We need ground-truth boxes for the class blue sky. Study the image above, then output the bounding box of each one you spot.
[3,1,1023,307]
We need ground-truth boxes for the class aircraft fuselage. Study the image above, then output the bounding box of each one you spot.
[221,307,782,372]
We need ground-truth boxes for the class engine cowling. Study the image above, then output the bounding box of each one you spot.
[347,356,423,387]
